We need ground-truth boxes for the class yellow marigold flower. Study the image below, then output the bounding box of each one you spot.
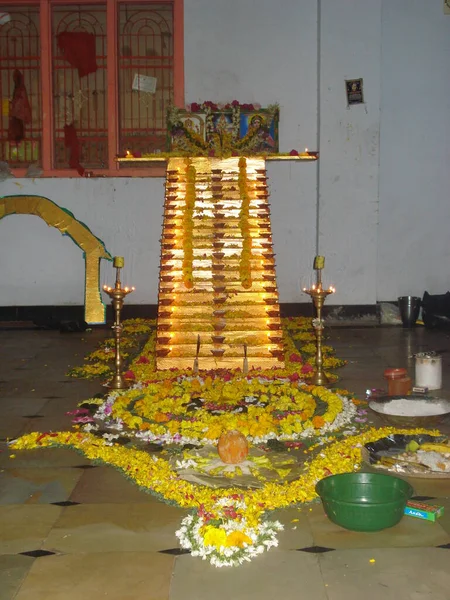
[124,416,143,429]
[225,531,253,548]
[203,526,227,548]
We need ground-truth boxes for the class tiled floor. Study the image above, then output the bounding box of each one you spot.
[0,324,449,599]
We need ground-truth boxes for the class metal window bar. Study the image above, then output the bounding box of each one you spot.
[118,3,173,156]
[52,4,108,169]
[0,6,42,167]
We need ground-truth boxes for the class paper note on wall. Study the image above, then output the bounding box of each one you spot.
[132,74,157,94]
[0,12,11,25]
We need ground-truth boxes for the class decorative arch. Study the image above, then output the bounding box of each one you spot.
[0,195,112,324]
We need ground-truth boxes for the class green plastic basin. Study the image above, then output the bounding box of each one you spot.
[315,472,413,532]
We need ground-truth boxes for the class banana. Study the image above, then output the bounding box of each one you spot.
[419,443,450,454]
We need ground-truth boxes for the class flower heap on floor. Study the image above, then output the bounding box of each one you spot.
[10,317,442,567]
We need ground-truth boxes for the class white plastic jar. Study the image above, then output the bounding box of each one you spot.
[415,353,442,390]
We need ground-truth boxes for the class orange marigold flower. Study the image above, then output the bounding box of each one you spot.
[312,415,325,429]
[154,412,170,423]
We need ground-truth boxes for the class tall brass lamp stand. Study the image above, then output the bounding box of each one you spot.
[103,257,135,390]
[303,256,335,386]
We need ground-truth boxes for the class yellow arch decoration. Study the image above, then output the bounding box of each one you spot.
[0,195,112,324]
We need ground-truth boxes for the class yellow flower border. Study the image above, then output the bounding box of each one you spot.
[11,426,440,516]
[105,379,348,443]
[67,319,155,379]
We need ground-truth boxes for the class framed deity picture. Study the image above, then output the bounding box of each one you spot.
[238,110,279,153]
[345,78,364,106]
[167,104,279,155]
[210,112,234,135]
[169,112,207,152]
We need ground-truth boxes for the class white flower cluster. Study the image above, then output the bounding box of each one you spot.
[175,458,198,469]
[312,318,325,329]
[175,502,283,568]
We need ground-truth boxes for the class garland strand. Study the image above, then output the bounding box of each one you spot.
[182,160,196,289]
[10,426,439,514]
[238,157,252,289]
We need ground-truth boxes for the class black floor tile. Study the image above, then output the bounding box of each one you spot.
[297,546,335,554]
[20,550,56,558]
[411,496,437,501]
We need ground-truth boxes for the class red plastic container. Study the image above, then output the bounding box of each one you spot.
[384,368,411,395]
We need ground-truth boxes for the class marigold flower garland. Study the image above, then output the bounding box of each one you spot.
[238,157,252,289]
[67,319,154,379]
[10,426,441,567]
[182,160,196,289]
[94,378,356,446]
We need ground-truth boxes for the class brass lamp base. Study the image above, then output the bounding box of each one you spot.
[312,369,329,387]
[108,372,129,390]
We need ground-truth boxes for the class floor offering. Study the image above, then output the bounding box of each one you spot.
[1,323,450,599]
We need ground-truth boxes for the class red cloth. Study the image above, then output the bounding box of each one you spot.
[8,69,31,143]
[57,31,98,78]
[64,123,85,176]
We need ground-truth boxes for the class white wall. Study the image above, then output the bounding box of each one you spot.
[1,0,450,311]
[377,0,450,300]
[319,0,381,305]
[0,178,164,305]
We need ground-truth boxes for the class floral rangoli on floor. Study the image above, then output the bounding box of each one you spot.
[10,317,441,567]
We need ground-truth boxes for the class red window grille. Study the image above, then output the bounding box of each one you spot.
[0,6,42,168]
[52,4,108,169]
[0,0,182,176]
[118,3,174,155]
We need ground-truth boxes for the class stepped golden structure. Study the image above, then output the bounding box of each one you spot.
[156,156,284,371]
